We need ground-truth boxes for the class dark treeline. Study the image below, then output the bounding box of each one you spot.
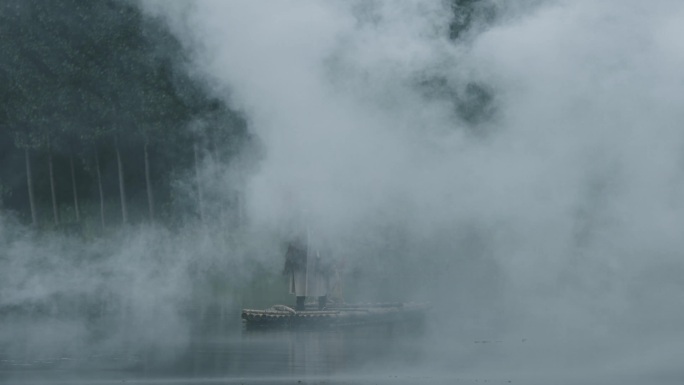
[0,0,490,234]
[0,0,248,233]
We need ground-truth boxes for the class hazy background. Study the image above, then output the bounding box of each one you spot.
[143,0,684,378]
[1,0,684,382]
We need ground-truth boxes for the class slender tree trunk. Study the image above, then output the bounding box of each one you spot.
[194,142,204,223]
[48,141,59,226]
[209,140,227,228]
[209,139,218,165]
[144,141,154,222]
[236,191,243,228]
[95,149,105,230]
[115,138,128,225]
[25,148,37,226]
[70,155,80,222]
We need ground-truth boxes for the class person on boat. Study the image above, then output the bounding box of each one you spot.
[283,238,307,311]
[283,236,334,311]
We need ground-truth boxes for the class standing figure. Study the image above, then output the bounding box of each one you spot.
[284,238,307,311]
[283,237,331,311]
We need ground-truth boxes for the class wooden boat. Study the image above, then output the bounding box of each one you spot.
[241,302,428,329]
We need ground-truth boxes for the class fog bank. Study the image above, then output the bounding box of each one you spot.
[1,0,683,380]
[141,0,684,376]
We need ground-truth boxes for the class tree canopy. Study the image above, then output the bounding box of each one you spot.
[0,0,245,230]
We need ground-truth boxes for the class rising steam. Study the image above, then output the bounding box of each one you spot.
[1,0,683,379]
[141,0,684,375]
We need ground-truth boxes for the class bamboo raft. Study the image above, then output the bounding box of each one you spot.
[241,302,429,329]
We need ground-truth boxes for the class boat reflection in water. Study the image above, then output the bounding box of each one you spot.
[239,321,427,378]
[173,314,428,381]
[0,306,429,384]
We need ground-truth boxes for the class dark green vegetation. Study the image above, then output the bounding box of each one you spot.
[0,0,490,234]
[0,0,499,361]
[0,0,248,232]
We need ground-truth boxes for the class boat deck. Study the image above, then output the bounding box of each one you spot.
[241,302,428,329]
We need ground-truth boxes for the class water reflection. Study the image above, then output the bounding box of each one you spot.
[178,322,426,379]
[0,317,427,384]
[4,318,679,385]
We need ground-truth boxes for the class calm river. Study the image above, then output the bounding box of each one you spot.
[1,312,681,385]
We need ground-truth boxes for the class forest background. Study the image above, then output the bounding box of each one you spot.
[0,0,490,358]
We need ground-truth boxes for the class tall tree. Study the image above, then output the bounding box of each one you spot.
[69,153,80,222]
[95,148,105,229]
[1,0,239,228]
[47,137,59,225]
[114,137,128,225]
[24,148,37,226]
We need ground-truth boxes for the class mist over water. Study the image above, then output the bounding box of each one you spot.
[142,0,684,378]
[2,0,684,383]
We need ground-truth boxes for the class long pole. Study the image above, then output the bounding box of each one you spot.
[305,225,311,296]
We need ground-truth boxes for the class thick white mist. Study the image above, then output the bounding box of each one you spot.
[141,0,684,378]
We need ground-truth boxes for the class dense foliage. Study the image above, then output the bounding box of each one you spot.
[0,0,487,233]
[0,0,247,231]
